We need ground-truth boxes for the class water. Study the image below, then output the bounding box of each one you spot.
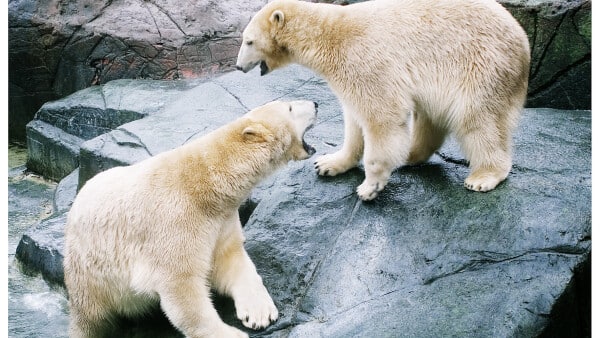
[7,145,183,337]
[8,144,70,337]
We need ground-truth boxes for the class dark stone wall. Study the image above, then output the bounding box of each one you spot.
[8,0,591,141]
[8,0,267,141]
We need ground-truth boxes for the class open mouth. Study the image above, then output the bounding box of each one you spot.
[260,61,269,76]
[303,138,316,156]
[302,120,316,156]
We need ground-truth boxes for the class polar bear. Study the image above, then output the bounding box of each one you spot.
[236,0,530,200]
[63,100,318,338]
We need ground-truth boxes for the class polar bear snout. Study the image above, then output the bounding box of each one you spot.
[236,61,259,73]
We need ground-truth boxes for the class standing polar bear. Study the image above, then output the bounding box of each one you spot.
[63,100,318,337]
[236,0,530,200]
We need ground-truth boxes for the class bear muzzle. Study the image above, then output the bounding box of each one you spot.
[234,60,269,75]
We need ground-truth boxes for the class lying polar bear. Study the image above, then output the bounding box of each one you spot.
[64,100,318,338]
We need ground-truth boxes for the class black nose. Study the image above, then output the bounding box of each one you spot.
[236,65,243,71]
[313,101,318,109]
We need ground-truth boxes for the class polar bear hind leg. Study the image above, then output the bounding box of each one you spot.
[406,108,448,165]
[458,106,516,192]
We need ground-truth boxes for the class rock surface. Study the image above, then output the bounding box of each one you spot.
[26,79,204,181]
[15,65,590,336]
[504,0,591,109]
[9,0,267,140]
[9,0,591,141]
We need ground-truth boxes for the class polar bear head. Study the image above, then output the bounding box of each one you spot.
[236,0,295,76]
[243,100,318,161]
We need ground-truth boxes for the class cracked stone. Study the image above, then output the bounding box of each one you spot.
[25,78,205,181]
[15,64,590,336]
[9,0,268,141]
[9,0,590,143]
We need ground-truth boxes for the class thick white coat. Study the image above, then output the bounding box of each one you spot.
[237,0,530,200]
[64,100,317,337]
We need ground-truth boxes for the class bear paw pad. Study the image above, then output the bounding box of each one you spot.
[464,173,504,192]
[314,152,356,177]
[234,288,278,330]
[357,179,386,201]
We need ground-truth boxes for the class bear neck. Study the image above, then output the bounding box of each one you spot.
[279,2,362,79]
[178,122,285,211]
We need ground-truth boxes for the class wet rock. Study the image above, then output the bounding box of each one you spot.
[16,213,66,285]
[26,79,204,181]
[243,108,591,335]
[26,120,82,182]
[15,67,590,335]
[53,169,78,214]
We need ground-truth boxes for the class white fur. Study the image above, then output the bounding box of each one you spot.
[63,100,317,337]
[237,0,530,200]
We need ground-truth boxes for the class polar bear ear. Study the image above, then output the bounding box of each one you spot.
[270,10,285,27]
[242,124,272,143]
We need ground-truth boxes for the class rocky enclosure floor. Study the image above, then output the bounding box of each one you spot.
[12,65,591,337]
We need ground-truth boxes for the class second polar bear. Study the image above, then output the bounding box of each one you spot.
[236,0,530,200]
[64,100,317,338]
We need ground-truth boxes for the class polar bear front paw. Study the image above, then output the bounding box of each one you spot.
[213,324,249,338]
[464,169,507,192]
[356,178,386,201]
[233,284,278,330]
[314,152,357,176]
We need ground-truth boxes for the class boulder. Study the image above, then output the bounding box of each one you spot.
[241,108,591,337]
[503,0,591,109]
[15,65,590,336]
[9,0,591,142]
[53,168,78,213]
[15,213,66,285]
[25,78,203,181]
[9,0,267,141]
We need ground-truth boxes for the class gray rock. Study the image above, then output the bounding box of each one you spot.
[241,108,591,336]
[15,62,590,336]
[26,79,204,181]
[53,169,78,214]
[26,120,82,182]
[9,0,267,141]
[15,213,66,285]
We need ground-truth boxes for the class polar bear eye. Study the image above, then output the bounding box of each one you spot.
[289,105,292,112]
[246,41,253,46]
